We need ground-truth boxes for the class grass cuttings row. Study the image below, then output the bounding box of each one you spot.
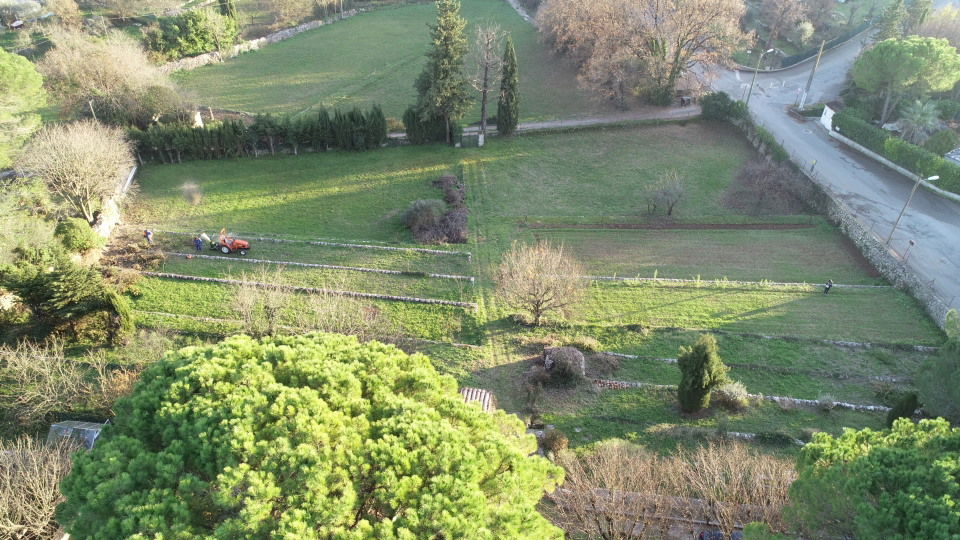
[543,386,885,453]
[521,225,882,285]
[580,280,942,345]
[151,233,473,275]
[130,277,480,343]
[156,256,473,302]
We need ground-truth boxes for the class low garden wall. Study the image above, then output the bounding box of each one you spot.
[160,10,362,74]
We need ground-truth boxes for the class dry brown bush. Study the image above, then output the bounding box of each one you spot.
[0,437,79,539]
[496,241,586,326]
[552,440,795,538]
[725,159,809,215]
[0,338,143,424]
[14,119,134,224]
[1,338,88,425]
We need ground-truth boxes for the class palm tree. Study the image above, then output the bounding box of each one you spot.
[899,100,940,144]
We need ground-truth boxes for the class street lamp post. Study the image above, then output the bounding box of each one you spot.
[745,48,776,107]
[886,175,939,246]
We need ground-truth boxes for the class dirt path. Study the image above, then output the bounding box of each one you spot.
[388,105,702,140]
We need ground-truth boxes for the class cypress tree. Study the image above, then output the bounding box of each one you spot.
[497,35,519,136]
[878,0,907,40]
[218,0,237,19]
[677,334,730,413]
[366,104,387,149]
[317,108,333,151]
[414,0,472,144]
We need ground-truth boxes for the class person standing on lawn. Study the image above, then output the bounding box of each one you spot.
[194,236,204,252]
[824,279,834,294]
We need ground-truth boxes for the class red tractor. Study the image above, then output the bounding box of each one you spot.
[204,230,250,256]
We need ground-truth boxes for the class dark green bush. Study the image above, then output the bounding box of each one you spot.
[886,392,920,428]
[754,431,796,446]
[937,99,960,121]
[833,110,891,154]
[146,8,239,60]
[924,129,960,156]
[55,218,102,253]
[701,92,729,120]
[403,106,456,144]
[756,126,789,162]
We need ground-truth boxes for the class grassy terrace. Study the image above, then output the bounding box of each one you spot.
[124,120,944,453]
[580,281,940,345]
[175,0,605,122]
[520,226,882,284]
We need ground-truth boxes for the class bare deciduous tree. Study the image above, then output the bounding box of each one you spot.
[0,437,79,539]
[538,0,750,105]
[15,119,134,224]
[470,24,504,143]
[45,0,83,27]
[551,440,795,539]
[232,265,291,337]
[38,29,175,124]
[760,0,808,49]
[645,170,685,216]
[496,241,586,326]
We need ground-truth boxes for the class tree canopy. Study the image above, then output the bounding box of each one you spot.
[0,48,45,170]
[497,35,519,136]
[58,333,564,538]
[852,36,960,124]
[787,418,960,539]
[677,333,729,413]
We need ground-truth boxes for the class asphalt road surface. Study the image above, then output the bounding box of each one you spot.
[712,35,960,319]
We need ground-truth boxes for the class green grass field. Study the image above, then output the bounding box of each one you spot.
[174,0,606,122]
[122,121,945,456]
[520,226,881,284]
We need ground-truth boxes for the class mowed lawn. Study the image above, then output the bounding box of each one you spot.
[581,281,942,345]
[522,226,881,284]
[473,122,755,219]
[131,144,462,242]
[174,0,606,122]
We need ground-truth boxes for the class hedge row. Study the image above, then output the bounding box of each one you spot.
[832,110,960,195]
[128,106,387,163]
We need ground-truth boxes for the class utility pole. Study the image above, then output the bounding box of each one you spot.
[798,40,826,110]
[746,49,775,107]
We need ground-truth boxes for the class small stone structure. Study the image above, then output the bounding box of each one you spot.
[543,346,586,377]
[459,387,496,412]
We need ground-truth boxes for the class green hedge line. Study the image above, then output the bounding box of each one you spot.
[128,105,387,164]
[832,110,960,195]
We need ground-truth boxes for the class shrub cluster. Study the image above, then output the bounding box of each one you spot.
[401,174,469,244]
[54,218,102,253]
[832,109,960,194]
[403,106,462,145]
[144,8,240,60]
[701,92,747,122]
[713,380,749,412]
[128,105,387,163]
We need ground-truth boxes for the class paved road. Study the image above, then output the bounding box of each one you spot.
[713,35,960,317]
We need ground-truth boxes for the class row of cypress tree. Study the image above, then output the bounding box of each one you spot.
[404,0,519,145]
[128,105,388,164]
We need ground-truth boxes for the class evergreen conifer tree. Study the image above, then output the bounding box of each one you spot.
[414,0,472,144]
[677,334,730,413]
[878,0,907,40]
[497,35,519,136]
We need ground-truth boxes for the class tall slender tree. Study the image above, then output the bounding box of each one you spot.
[497,35,519,136]
[415,0,472,144]
[470,24,504,145]
[878,0,908,40]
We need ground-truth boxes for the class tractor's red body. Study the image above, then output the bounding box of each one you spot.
[212,237,250,255]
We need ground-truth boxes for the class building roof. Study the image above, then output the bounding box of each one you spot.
[459,387,496,412]
[945,147,960,166]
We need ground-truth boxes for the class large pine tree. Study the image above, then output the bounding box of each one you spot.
[497,35,519,136]
[415,0,472,144]
[677,334,730,413]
